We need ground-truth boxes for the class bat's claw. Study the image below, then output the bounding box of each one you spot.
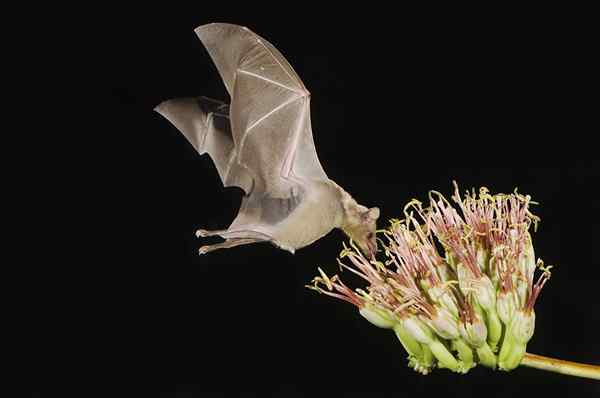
[196,229,209,238]
[198,246,210,255]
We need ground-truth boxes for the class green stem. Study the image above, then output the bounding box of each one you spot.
[501,342,526,371]
[521,352,600,380]
[485,310,502,351]
[476,343,497,369]
[421,344,435,368]
[429,340,460,371]
[453,338,474,367]
[393,324,423,359]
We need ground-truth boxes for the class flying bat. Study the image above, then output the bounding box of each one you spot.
[155,23,380,257]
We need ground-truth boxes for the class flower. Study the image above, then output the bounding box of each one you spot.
[308,182,552,374]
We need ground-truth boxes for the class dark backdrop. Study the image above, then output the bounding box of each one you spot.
[32,5,599,397]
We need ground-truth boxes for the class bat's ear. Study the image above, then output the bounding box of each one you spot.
[367,207,380,221]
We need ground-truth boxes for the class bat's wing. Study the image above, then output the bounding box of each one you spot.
[196,23,328,198]
[156,23,333,253]
[155,96,254,193]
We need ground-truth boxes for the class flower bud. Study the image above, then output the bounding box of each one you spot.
[499,309,536,370]
[476,343,497,369]
[403,316,435,345]
[510,309,536,345]
[521,233,537,281]
[452,338,475,369]
[405,317,463,373]
[476,245,489,274]
[496,290,517,325]
[516,278,528,308]
[488,257,499,287]
[427,285,459,317]
[359,303,396,329]
[394,323,431,374]
[456,262,470,293]
[459,313,487,348]
[425,308,460,340]
[429,339,462,372]
[474,275,496,312]
[499,341,526,371]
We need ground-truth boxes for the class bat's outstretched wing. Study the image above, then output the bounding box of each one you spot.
[155,96,253,193]
[156,23,335,253]
[195,23,328,198]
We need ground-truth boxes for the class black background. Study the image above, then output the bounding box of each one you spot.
[31,4,600,397]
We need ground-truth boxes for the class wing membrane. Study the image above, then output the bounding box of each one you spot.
[195,23,327,197]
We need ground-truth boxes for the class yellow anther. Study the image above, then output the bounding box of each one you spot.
[317,267,333,290]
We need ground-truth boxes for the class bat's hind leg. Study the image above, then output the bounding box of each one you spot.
[196,228,270,240]
[196,228,229,238]
[198,237,262,255]
[195,227,275,255]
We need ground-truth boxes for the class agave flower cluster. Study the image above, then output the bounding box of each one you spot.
[308,183,552,374]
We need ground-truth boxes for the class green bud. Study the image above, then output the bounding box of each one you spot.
[452,338,475,370]
[522,233,537,279]
[456,262,470,293]
[516,279,528,308]
[510,309,536,345]
[394,323,432,374]
[359,304,396,329]
[465,274,501,351]
[408,344,434,375]
[496,290,517,325]
[405,316,466,373]
[499,332,526,371]
[403,317,435,345]
[427,285,459,317]
[421,345,435,369]
[502,342,526,371]
[393,323,423,358]
[499,331,516,367]
[474,275,496,313]
[476,343,497,368]
[429,339,462,373]
[459,313,487,348]
[488,257,499,288]
[456,267,496,314]
[476,245,489,274]
[499,309,535,370]
[425,308,460,340]
[486,310,502,351]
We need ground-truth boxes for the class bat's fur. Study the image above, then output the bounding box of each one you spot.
[337,184,380,257]
[267,180,379,257]
[156,23,379,258]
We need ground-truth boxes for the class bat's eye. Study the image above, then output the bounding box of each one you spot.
[367,232,374,239]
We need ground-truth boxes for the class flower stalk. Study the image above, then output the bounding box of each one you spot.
[520,353,600,380]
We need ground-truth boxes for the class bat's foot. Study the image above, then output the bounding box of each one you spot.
[198,238,262,255]
[195,229,211,238]
[195,228,231,238]
[198,245,214,255]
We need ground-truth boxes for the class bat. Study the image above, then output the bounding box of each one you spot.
[155,23,380,257]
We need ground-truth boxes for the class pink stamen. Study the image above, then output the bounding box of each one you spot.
[526,269,551,312]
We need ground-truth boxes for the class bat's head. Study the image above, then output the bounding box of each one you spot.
[340,196,380,259]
